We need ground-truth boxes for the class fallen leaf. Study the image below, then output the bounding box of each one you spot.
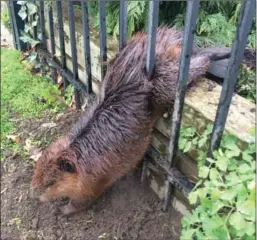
[98,233,108,239]
[30,152,42,162]
[1,188,7,195]
[7,135,21,143]
[57,72,62,84]
[41,122,57,128]
[24,139,42,161]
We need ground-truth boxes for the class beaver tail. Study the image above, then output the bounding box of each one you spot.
[152,26,232,107]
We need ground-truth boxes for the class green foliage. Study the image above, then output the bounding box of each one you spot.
[237,66,256,103]
[179,124,256,240]
[1,8,11,31]
[87,1,148,39]
[179,124,213,167]
[1,47,66,119]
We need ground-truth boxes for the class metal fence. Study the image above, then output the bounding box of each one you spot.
[8,0,256,211]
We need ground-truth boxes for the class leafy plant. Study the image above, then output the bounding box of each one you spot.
[179,126,256,240]
[1,8,11,31]
[237,66,256,103]
[179,124,213,167]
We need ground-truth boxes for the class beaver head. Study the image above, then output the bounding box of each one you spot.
[31,136,83,202]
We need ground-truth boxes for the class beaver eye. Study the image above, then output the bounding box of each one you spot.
[59,160,76,173]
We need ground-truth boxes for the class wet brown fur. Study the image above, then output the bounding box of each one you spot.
[31,26,227,214]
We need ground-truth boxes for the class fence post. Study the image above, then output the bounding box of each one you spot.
[99,0,107,81]
[8,0,27,51]
[162,0,200,212]
[67,0,81,109]
[141,0,159,183]
[207,0,256,159]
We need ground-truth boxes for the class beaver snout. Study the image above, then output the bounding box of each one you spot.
[30,186,40,199]
[30,185,46,200]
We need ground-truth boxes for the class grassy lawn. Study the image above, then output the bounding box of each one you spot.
[1,47,66,150]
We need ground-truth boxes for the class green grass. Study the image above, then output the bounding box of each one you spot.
[1,47,66,145]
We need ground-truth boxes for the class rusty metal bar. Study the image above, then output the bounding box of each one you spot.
[163,0,200,212]
[145,0,159,78]
[48,4,57,84]
[9,0,22,50]
[81,0,93,94]
[141,0,159,183]
[207,0,256,159]
[56,0,68,90]
[39,1,46,49]
[68,0,81,109]
[7,0,17,49]
[99,0,107,81]
[119,0,127,50]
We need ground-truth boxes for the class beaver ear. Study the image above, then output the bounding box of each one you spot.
[59,160,76,173]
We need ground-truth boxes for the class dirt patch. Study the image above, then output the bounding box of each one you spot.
[1,110,182,240]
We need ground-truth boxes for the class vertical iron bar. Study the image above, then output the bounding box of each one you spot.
[81,0,92,94]
[7,0,16,48]
[207,0,256,158]
[48,4,57,84]
[119,0,127,50]
[141,0,159,184]
[39,1,46,49]
[56,0,68,90]
[68,0,81,109]
[145,0,159,78]
[31,1,37,40]
[9,0,21,50]
[163,0,200,212]
[99,0,107,81]
[39,1,46,76]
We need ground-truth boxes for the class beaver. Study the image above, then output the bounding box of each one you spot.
[31,26,231,215]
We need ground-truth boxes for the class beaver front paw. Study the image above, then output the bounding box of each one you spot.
[58,202,79,216]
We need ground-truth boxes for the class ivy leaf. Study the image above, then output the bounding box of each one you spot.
[220,188,237,201]
[17,1,26,5]
[237,200,255,220]
[216,155,229,172]
[188,191,198,205]
[180,229,196,240]
[242,152,253,162]
[227,159,238,171]
[237,163,252,174]
[209,168,219,181]
[202,215,224,238]
[244,221,256,236]
[201,198,213,210]
[198,166,210,179]
[24,24,32,33]
[225,147,241,158]
[221,134,238,150]
[26,2,38,15]
[192,137,199,145]
[210,200,224,214]
[18,7,27,20]
[178,138,187,150]
[31,21,38,27]
[234,184,248,202]
[210,188,222,201]
[183,141,192,152]
[212,225,231,240]
[225,172,241,186]
[229,212,246,230]
[198,136,207,148]
[244,144,256,154]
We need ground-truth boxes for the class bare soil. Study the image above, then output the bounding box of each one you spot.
[1,110,182,240]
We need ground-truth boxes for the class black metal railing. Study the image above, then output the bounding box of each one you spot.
[8,0,256,212]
